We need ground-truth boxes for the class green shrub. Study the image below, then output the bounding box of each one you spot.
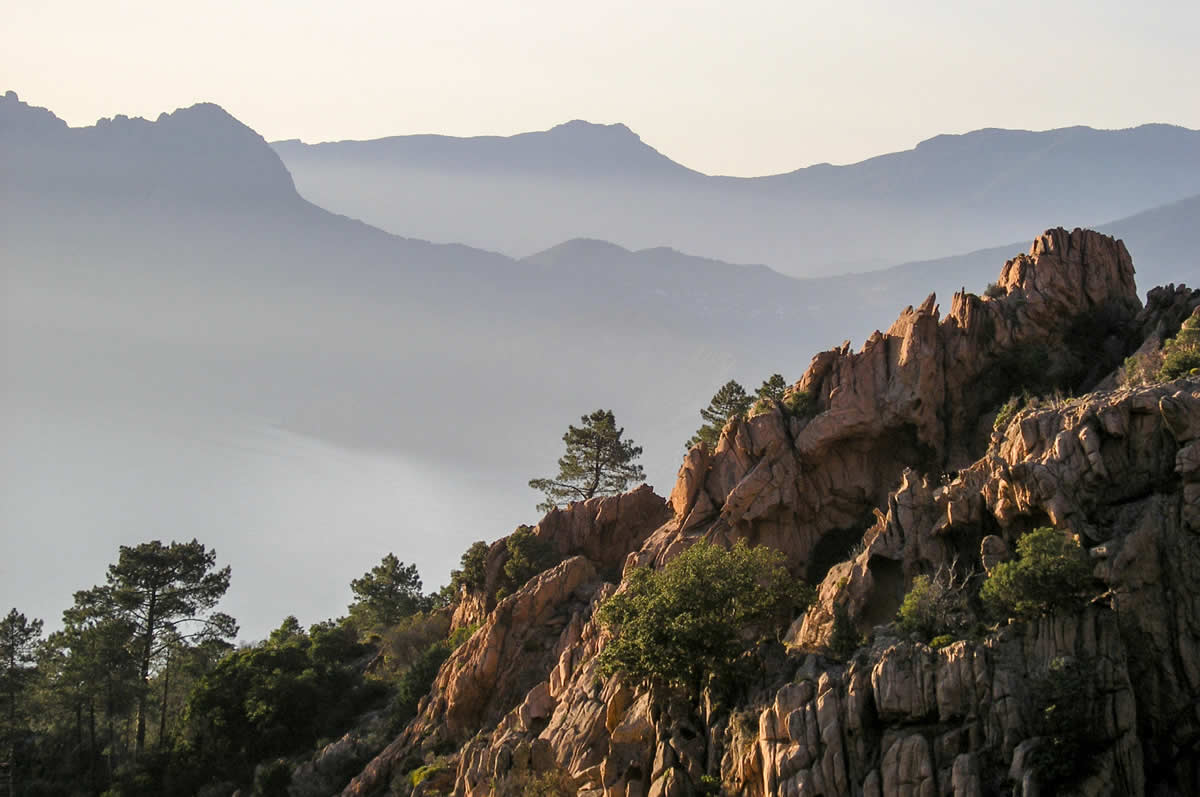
[1123,314,1199,385]
[491,769,577,796]
[1122,350,1165,385]
[992,394,1024,431]
[1160,346,1200,380]
[781,389,817,419]
[980,527,1094,620]
[930,634,955,650]
[827,601,863,661]
[596,541,812,697]
[896,570,969,641]
[502,526,560,595]
[409,757,452,788]
[376,611,451,678]
[447,622,480,649]
[444,540,490,599]
[748,397,775,418]
[387,640,452,735]
[984,282,1005,299]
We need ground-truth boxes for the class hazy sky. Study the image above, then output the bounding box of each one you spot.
[5,0,1199,175]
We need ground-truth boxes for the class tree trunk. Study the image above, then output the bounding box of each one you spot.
[157,648,170,749]
[135,591,157,755]
[74,701,84,775]
[6,675,15,797]
[105,680,116,782]
[88,698,97,795]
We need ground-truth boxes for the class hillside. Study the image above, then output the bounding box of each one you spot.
[0,93,841,638]
[337,229,1200,797]
[273,121,1200,275]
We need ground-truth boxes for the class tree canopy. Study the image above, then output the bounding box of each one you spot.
[686,376,791,449]
[687,380,752,450]
[498,526,561,598]
[595,541,811,697]
[756,374,788,401]
[349,553,430,628]
[2,608,44,795]
[71,539,236,753]
[981,527,1095,619]
[528,409,645,513]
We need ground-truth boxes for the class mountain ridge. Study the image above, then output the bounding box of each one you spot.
[272,116,1199,181]
[272,113,1200,271]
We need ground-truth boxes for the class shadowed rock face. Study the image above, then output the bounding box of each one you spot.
[332,229,1200,797]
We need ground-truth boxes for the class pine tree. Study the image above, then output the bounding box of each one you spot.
[349,553,429,628]
[687,380,752,450]
[756,374,788,401]
[529,409,645,513]
[1,609,43,797]
[72,539,236,755]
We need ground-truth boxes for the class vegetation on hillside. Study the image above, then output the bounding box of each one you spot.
[1123,311,1200,384]
[981,527,1096,619]
[686,374,791,449]
[1,535,494,796]
[595,541,812,698]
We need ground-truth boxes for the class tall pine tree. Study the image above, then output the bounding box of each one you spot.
[1,609,43,797]
[72,539,236,755]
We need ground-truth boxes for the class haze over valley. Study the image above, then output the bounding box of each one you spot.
[4,90,1200,639]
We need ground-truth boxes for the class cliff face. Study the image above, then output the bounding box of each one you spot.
[337,229,1200,797]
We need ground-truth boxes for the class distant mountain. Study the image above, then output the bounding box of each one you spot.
[3,93,796,638]
[848,194,1200,318]
[2,92,295,205]
[0,92,808,480]
[275,119,697,179]
[5,91,1196,640]
[274,121,1200,275]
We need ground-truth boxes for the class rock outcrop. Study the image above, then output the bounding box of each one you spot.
[345,488,669,795]
[643,227,1140,586]
[345,228,1200,797]
[451,486,671,630]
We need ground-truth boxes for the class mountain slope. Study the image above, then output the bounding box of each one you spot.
[274,121,1200,274]
[341,229,1200,797]
[275,119,699,179]
[0,94,817,639]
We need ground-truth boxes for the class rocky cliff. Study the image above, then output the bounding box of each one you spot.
[337,228,1200,797]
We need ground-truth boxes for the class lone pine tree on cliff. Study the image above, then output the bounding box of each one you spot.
[529,409,645,513]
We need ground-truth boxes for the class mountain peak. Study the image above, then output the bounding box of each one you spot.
[0,89,70,136]
[548,119,640,140]
[2,94,297,205]
[524,237,634,266]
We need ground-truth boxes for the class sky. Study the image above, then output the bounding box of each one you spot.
[4,0,1198,176]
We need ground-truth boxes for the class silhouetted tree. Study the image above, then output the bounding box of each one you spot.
[1,609,43,796]
[72,540,236,755]
[529,409,645,512]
